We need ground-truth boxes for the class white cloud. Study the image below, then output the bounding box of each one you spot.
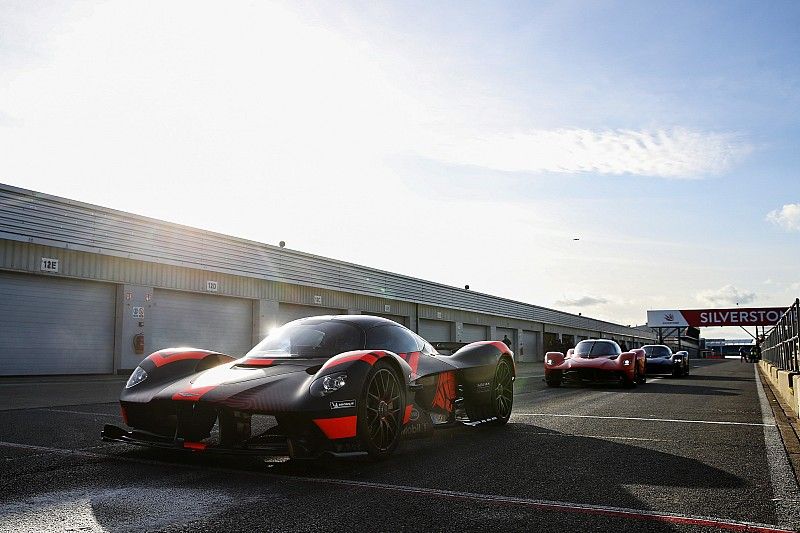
[766,203,800,232]
[426,128,750,178]
[697,285,756,306]
[555,295,610,307]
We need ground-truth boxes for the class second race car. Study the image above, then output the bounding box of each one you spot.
[544,339,646,388]
[102,315,514,460]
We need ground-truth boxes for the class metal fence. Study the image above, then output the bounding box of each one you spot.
[762,298,800,372]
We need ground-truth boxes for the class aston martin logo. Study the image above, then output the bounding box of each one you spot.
[330,400,356,410]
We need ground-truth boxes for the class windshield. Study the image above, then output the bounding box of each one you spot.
[245,320,364,359]
[574,340,621,358]
[643,346,672,358]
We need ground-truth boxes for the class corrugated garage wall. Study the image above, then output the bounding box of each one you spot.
[150,289,253,357]
[0,271,116,375]
[278,303,345,325]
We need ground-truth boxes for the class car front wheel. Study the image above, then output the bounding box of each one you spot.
[358,360,405,460]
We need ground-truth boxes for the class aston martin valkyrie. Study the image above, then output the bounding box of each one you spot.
[102,315,514,459]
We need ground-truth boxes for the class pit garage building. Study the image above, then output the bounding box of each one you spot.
[0,183,656,376]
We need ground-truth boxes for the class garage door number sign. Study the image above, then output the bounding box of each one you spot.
[40,257,59,273]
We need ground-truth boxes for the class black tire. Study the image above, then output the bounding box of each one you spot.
[635,363,646,384]
[546,377,562,387]
[622,369,637,389]
[672,366,682,378]
[489,358,514,425]
[467,358,514,424]
[357,360,405,460]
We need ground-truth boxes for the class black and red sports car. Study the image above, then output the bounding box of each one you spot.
[544,339,646,388]
[102,315,514,459]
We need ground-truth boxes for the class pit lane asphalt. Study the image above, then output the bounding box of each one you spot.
[1,360,798,532]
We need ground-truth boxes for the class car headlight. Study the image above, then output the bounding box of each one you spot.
[125,366,148,388]
[546,359,554,365]
[310,372,348,396]
[623,360,631,366]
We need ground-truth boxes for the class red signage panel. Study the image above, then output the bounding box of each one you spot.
[680,308,786,327]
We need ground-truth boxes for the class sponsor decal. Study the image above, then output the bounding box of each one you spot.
[330,399,356,410]
[475,381,491,392]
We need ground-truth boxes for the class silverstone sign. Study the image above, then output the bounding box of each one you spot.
[647,308,786,328]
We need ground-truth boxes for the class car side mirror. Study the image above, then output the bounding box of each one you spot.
[566,348,575,358]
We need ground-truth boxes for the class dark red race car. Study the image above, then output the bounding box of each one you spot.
[544,339,646,388]
[102,315,514,459]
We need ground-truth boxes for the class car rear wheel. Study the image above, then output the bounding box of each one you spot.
[490,358,514,425]
[635,363,646,384]
[358,360,405,460]
[467,358,514,424]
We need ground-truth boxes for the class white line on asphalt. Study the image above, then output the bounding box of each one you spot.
[754,366,800,530]
[0,439,791,533]
[37,408,120,418]
[512,412,774,427]
[521,431,667,443]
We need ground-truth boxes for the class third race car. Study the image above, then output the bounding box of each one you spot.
[642,344,690,377]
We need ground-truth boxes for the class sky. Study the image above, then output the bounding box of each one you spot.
[1,0,798,339]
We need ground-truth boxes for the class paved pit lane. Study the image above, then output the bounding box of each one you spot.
[1,360,798,532]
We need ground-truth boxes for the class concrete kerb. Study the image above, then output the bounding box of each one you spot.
[760,361,800,419]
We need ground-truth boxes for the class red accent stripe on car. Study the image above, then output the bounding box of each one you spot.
[472,340,513,355]
[238,358,274,367]
[148,350,211,368]
[403,405,413,424]
[406,352,420,374]
[432,371,457,413]
[183,441,207,450]
[313,416,358,439]
[171,385,216,401]
[120,405,128,426]
[323,351,380,370]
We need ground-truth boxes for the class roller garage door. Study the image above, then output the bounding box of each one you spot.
[521,330,541,362]
[497,327,515,346]
[278,303,345,325]
[151,289,253,357]
[462,324,488,343]
[0,271,116,375]
[418,319,451,342]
